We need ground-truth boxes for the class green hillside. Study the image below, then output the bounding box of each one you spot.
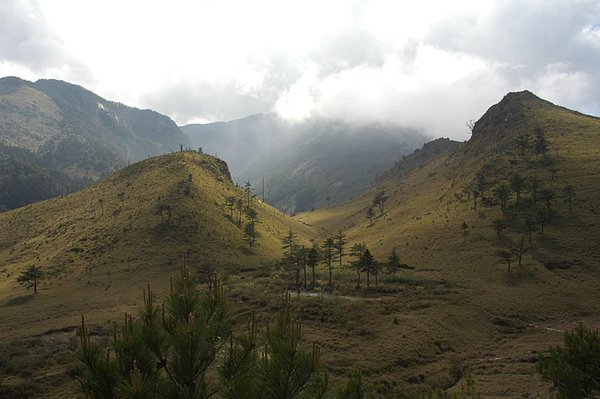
[297,91,600,397]
[2,91,600,398]
[0,151,314,398]
[0,76,191,211]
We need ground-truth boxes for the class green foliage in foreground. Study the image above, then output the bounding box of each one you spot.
[537,324,600,399]
[76,260,328,399]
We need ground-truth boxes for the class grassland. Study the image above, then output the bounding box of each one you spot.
[1,91,600,398]
[0,151,314,397]
[297,91,600,397]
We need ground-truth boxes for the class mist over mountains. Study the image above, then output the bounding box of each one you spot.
[0,76,190,210]
[0,75,429,214]
[182,113,429,212]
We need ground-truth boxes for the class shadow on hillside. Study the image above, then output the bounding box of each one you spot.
[6,294,35,306]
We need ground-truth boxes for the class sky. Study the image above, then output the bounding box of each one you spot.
[1,0,600,140]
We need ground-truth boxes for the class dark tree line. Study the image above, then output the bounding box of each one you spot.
[281,229,406,291]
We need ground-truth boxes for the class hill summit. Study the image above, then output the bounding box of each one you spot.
[297,89,600,396]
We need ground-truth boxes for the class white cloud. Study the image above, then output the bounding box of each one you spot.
[2,0,600,140]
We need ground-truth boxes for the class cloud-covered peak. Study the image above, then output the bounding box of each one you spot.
[2,0,599,140]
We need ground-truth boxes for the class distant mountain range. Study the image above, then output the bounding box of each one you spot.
[181,114,429,213]
[0,76,190,210]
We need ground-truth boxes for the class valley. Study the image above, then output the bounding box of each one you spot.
[1,90,600,398]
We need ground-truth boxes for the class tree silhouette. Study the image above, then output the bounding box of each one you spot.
[387,247,401,274]
[515,134,530,157]
[333,230,347,270]
[492,219,505,237]
[496,249,514,273]
[16,265,43,294]
[281,229,297,258]
[514,236,528,267]
[493,184,511,214]
[476,172,488,196]
[538,208,550,234]
[236,198,244,227]
[296,245,309,290]
[321,238,335,288]
[350,243,366,288]
[539,188,555,210]
[524,216,536,244]
[307,243,320,288]
[282,230,303,293]
[529,176,541,203]
[365,206,375,226]
[509,174,526,203]
[244,180,252,208]
[372,190,388,214]
[360,249,377,288]
[563,184,575,211]
[225,196,236,220]
[244,221,258,249]
[534,127,549,159]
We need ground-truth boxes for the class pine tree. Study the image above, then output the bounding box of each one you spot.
[496,249,514,273]
[350,243,366,288]
[333,230,347,270]
[281,229,298,258]
[387,247,401,274]
[220,294,328,399]
[493,184,511,214]
[564,184,575,211]
[534,127,549,159]
[321,238,335,288]
[365,206,375,226]
[16,265,43,294]
[307,243,320,288]
[359,249,377,288]
[76,258,232,398]
[372,190,388,214]
[78,262,331,399]
[509,174,526,203]
[226,196,236,220]
[537,324,600,399]
[245,181,252,208]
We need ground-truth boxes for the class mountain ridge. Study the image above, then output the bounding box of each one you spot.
[0,76,191,210]
[296,90,600,396]
[182,113,429,212]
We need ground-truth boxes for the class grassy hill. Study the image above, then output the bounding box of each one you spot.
[0,76,191,210]
[0,151,314,397]
[2,91,600,398]
[296,90,600,397]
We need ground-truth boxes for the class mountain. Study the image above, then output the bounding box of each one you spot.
[181,113,428,213]
[0,151,314,397]
[4,90,600,398]
[0,76,191,210]
[297,90,600,396]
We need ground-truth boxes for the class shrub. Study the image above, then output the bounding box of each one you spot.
[537,324,600,398]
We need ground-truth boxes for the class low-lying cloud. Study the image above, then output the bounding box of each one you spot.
[2,0,600,141]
